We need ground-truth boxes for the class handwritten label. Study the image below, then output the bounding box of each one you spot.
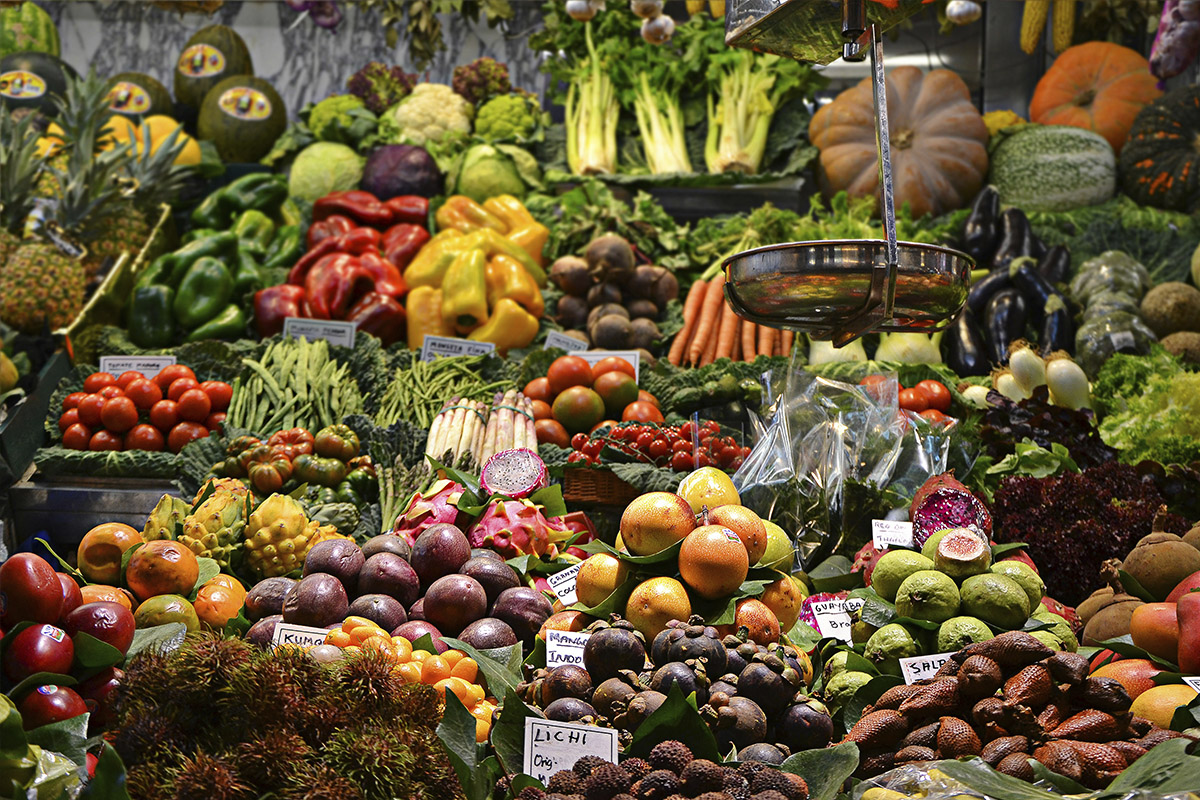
[872,519,915,549]
[811,597,864,642]
[574,350,641,382]
[283,317,356,349]
[271,622,330,649]
[546,630,590,668]
[1183,677,1200,692]
[421,335,496,362]
[1109,331,1136,351]
[543,330,588,351]
[900,653,955,685]
[99,355,176,379]
[524,718,618,783]
[547,563,582,606]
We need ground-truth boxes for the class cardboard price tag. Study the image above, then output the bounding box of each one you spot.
[546,630,589,668]
[573,350,640,382]
[524,719,618,783]
[872,519,915,549]
[543,331,588,351]
[283,317,356,348]
[99,355,176,380]
[547,563,582,606]
[899,653,955,685]
[421,335,496,362]
[271,623,329,649]
[811,598,864,642]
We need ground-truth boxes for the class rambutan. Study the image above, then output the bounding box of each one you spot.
[322,725,415,800]
[110,710,190,766]
[170,751,250,800]
[125,761,172,800]
[333,649,409,716]
[280,763,365,800]
[235,728,312,790]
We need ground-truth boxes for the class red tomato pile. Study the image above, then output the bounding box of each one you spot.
[567,418,751,471]
[858,374,954,425]
[58,365,232,453]
[526,355,662,447]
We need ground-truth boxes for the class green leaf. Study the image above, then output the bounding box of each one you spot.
[411,633,440,654]
[0,696,28,762]
[490,687,541,775]
[528,484,568,519]
[626,682,721,762]
[71,632,124,674]
[568,574,635,618]
[187,557,221,602]
[25,712,89,768]
[124,623,187,662]
[87,745,133,800]
[118,542,144,590]
[524,637,547,670]
[34,538,89,585]
[437,692,488,800]
[936,758,1068,800]
[778,740,859,800]
[1118,569,1158,602]
[782,620,822,651]
[849,586,896,629]
[990,542,1029,560]
[440,638,524,699]
[1170,690,1200,732]
[7,672,77,703]
[580,536,684,567]
[1097,634,1180,669]
[1107,738,1200,793]
[1028,758,1089,794]
[809,556,862,593]
[223,609,252,639]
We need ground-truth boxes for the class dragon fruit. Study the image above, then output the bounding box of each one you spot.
[909,471,992,547]
[393,478,463,546]
[1041,596,1081,633]
[467,498,571,559]
[798,591,849,633]
[852,541,888,587]
[480,448,548,499]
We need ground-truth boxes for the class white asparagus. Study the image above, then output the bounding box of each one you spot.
[466,401,486,464]
[525,396,537,450]
[480,392,502,464]
[431,396,459,459]
[470,402,489,468]
[439,399,466,462]
[424,400,450,458]
[497,389,517,453]
[513,393,526,450]
[456,400,481,465]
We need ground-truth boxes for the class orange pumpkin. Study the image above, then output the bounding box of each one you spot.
[808,66,989,220]
[1029,41,1161,155]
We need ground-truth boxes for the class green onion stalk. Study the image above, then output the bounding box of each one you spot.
[566,23,618,176]
[705,52,791,175]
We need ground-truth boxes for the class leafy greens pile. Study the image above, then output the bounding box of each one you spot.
[1092,346,1200,466]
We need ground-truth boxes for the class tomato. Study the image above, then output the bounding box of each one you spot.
[859,374,889,389]
[154,365,195,392]
[898,388,930,413]
[590,419,618,434]
[679,421,696,441]
[919,409,950,426]
[637,390,659,408]
[670,451,693,471]
[200,381,232,413]
[523,377,552,404]
[62,423,92,450]
[634,431,654,451]
[124,379,162,411]
[89,430,124,451]
[621,401,664,423]
[590,356,635,384]
[76,395,105,428]
[83,373,117,393]
[149,400,178,432]
[566,451,589,464]
[125,424,165,452]
[58,409,80,433]
[167,378,198,402]
[534,419,570,448]
[570,433,588,451]
[672,439,692,454]
[697,451,715,468]
[115,371,144,390]
[530,399,552,421]
[205,412,226,432]
[100,396,138,433]
[546,356,593,396]
[98,385,124,400]
[167,422,209,453]
[719,445,741,467]
[915,380,951,413]
[176,389,212,423]
[62,392,87,411]
[648,438,670,459]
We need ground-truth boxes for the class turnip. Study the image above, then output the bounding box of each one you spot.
[1007,341,1046,394]
[567,0,596,20]
[1045,354,1090,410]
[630,0,663,18]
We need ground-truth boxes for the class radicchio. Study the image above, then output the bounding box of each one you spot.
[909,471,992,547]
[393,479,463,546]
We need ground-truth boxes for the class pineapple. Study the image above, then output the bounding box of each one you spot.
[33,70,117,201]
[0,112,46,264]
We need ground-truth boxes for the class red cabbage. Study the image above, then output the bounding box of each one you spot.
[361,144,442,200]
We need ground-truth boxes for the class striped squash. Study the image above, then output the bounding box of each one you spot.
[0,2,59,59]
[1120,86,1200,212]
[988,124,1116,212]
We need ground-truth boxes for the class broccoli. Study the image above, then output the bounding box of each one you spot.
[474,93,543,143]
[347,61,417,114]
[308,94,366,140]
[452,57,512,105]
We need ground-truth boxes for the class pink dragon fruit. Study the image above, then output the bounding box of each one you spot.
[393,478,464,546]
[852,541,888,587]
[1000,549,1039,574]
[467,498,557,558]
[1041,596,1081,634]
[798,591,849,633]
[480,449,548,499]
[909,471,992,547]
[556,510,597,559]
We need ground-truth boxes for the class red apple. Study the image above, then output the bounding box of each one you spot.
[76,667,122,729]
[0,553,63,629]
[55,574,83,625]
[18,684,87,730]
[64,602,135,655]
[2,623,75,682]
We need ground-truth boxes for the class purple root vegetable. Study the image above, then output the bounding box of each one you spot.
[1151,0,1200,80]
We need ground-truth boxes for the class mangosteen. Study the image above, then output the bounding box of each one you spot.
[614,690,666,732]
[710,676,738,698]
[666,616,726,676]
[583,617,647,684]
[738,743,786,764]
[651,619,685,666]
[737,654,799,719]
[711,696,767,752]
[592,673,639,717]
[541,665,593,705]
[650,661,709,706]
[775,696,834,752]
[544,697,597,722]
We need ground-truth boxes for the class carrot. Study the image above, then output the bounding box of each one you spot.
[688,274,726,365]
[668,279,707,366]
[731,319,742,362]
[757,324,774,361]
[781,330,795,358]
[699,319,720,366]
[741,319,757,361]
[714,301,739,361]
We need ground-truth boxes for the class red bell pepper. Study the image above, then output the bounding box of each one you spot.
[359,251,408,299]
[306,214,355,249]
[313,190,393,228]
[384,196,430,226]
[288,237,341,285]
[382,223,431,272]
[346,292,407,346]
[338,227,383,256]
[254,284,307,337]
[305,253,374,320]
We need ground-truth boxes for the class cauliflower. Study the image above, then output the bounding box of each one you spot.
[385,83,474,147]
[474,93,542,143]
[308,94,366,140]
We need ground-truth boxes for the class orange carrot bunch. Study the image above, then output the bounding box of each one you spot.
[668,276,794,366]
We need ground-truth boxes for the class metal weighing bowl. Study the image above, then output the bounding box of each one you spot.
[723,239,973,341]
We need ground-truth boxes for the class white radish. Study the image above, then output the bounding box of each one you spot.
[1046,356,1091,410]
[961,384,992,409]
[1007,341,1047,394]
[994,370,1030,402]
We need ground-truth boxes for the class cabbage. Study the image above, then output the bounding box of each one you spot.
[288,142,364,202]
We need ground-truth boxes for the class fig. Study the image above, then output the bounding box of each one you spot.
[361,533,411,561]
[246,614,283,649]
[410,523,471,589]
[244,577,296,621]
[492,587,554,644]
[422,574,487,635]
[544,697,597,722]
[458,617,518,649]
[392,620,448,653]
[357,553,420,607]
[460,556,521,607]
[282,573,349,628]
[303,539,365,594]
[347,594,407,632]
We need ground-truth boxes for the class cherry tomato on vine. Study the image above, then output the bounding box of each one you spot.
[570,433,588,451]
[670,451,693,471]
[919,408,950,425]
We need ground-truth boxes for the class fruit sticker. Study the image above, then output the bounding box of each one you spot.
[178,43,225,77]
[107,81,152,114]
[218,87,272,121]
[0,70,46,100]
[37,685,59,695]
[40,624,65,642]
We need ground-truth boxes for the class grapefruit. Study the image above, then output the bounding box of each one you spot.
[677,467,740,513]
[678,525,749,600]
[619,492,695,555]
[625,577,691,641]
[708,504,768,564]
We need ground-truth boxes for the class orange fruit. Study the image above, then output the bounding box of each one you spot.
[350,626,388,645]
[451,656,479,683]
[421,655,452,684]
[1092,658,1164,700]
[193,583,243,630]
[1129,683,1197,729]
[620,492,696,556]
[678,525,749,600]
[758,574,803,632]
[77,523,142,585]
[730,598,781,645]
[397,662,422,683]
[575,553,631,608]
[625,577,692,641]
[707,505,768,565]
[1129,603,1180,662]
[435,676,477,705]
[79,584,136,611]
[125,540,200,601]
[204,574,247,601]
[342,616,381,632]
[538,610,592,641]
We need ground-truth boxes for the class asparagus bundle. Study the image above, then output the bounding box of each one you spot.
[475,390,537,466]
[423,397,489,471]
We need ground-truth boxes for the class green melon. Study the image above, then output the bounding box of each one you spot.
[0,51,76,115]
[197,74,286,163]
[173,24,252,111]
[0,2,60,59]
[106,71,173,120]
[988,125,1116,213]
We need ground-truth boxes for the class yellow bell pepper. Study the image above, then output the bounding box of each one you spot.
[460,228,547,287]
[440,249,490,334]
[435,195,508,235]
[484,195,549,269]
[404,229,465,288]
[468,297,539,355]
[406,285,454,349]
[486,254,544,318]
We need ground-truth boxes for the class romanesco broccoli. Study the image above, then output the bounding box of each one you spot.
[473,94,542,142]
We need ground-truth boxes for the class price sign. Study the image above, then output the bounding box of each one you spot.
[543,331,588,351]
[283,317,356,349]
[1182,677,1200,692]
[1109,331,1136,351]
[421,335,496,362]
[811,597,864,642]
[524,719,618,784]
[546,630,589,668]
[573,350,640,382]
[547,563,582,606]
[899,653,955,685]
[872,519,915,549]
[99,355,176,379]
[271,622,329,649]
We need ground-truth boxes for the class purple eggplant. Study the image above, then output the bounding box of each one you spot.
[990,208,1037,272]
[967,268,1011,317]
[984,288,1027,366]
[945,308,989,376]
[962,186,1001,265]
[1037,245,1071,285]
[285,0,313,10]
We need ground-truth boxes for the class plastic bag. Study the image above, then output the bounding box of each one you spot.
[1069,251,1152,306]
[1075,311,1159,378]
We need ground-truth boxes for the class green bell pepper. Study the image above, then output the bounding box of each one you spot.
[233,209,275,257]
[182,227,219,245]
[135,254,173,290]
[278,198,303,228]
[174,256,234,328]
[185,304,246,342]
[127,285,175,348]
[190,173,287,229]
[234,250,263,293]
[343,467,377,499]
[334,483,362,506]
[164,231,239,287]
[261,224,303,270]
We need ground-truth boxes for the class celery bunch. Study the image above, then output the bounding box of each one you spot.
[565,23,619,175]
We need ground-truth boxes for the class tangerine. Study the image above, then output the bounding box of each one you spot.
[575,553,630,608]
[678,525,749,600]
[625,576,691,641]
[193,583,243,630]
[79,584,136,611]
[125,540,200,602]
[77,523,142,585]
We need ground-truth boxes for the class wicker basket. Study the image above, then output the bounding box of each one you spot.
[562,467,640,506]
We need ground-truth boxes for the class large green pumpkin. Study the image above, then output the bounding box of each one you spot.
[197,74,286,163]
[0,2,59,59]
[173,24,252,111]
[1120,85,1200,212]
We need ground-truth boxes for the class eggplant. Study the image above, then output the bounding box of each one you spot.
[944,308,990,376]
[1040,302,1075,355]
[962,186,1001,265]
[990,208,1038,272]
[983,288,1027,365]
[1036,245,1071,284]
[966,268,1011,317]
[1010,258,1060,325]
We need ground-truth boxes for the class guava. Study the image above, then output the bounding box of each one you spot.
[870,550,934,602]
[895,570,961,623]
[823,669,872,709]
[921,526,986,561]
[1031,608,1079,652]
[934,530,992,580]
[1029,630,1067,652]
[936,615,994,653]
[989,561,1045,610]
[864,623,922,676]
[822,650,850,683]
[960,573,1031,630]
